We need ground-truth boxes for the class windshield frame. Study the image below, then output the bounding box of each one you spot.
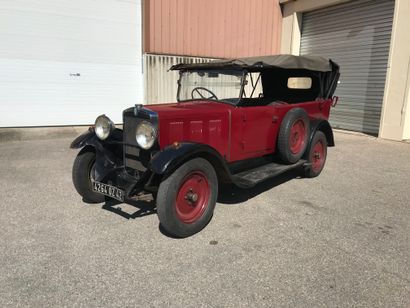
[176,69,247,105]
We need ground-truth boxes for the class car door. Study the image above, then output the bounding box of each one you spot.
[239,106,278,156]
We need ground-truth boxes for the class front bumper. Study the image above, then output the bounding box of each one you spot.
[93,145,154,199]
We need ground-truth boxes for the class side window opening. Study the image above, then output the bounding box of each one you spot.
[242,72,263,99]
[241,72,271,106]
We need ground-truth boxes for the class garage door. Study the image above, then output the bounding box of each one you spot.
[0,0,143,127]
[300,0,394,134]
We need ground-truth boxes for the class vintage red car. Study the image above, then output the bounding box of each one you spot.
[71,55,340,237]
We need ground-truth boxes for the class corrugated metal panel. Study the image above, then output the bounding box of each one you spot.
[0,0,143,127]
[300,0,394,135]
[144,54,216,104]
[144,0,282,58]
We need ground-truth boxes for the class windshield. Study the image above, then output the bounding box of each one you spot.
[177,70,244,104]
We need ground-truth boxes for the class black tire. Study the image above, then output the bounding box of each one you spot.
[304,131,327,178]
[72,147,105,203]
[277,108,310,164]
[156,158,218,238]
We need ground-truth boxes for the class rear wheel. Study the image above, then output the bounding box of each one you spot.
[277,108,310,164]
[304,131,328,178]
[72,147,105,203]
[156,158,218,238]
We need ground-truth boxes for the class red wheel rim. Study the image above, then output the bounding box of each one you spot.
[175,171,210,224]
[289,119,306,154]
[312,140,326,172]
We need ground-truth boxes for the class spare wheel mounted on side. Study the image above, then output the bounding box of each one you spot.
[277,108,310,164]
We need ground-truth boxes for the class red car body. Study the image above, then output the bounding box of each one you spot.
[149,99,332,162]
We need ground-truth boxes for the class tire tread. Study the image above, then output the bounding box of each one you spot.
[72,148,105,204]
[277,108,310,164]
[156,158,218,238]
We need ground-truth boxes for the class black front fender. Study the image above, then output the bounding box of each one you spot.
[70,127,123,149]
[70,127,124,171]
[70,127,100,149]
[149,142,232,183]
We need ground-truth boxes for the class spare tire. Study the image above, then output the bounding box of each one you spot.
[277,108,310,164]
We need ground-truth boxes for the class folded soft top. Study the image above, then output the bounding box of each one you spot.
[170,54,338,73]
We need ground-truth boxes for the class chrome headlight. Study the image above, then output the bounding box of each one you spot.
[135,121,156,149]
[94,115,114,140]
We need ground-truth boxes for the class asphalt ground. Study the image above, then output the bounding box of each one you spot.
[0,131,409,307]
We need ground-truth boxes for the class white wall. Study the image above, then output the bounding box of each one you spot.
[0,0,143,127]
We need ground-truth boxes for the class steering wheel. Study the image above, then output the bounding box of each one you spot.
[191,87,218,100]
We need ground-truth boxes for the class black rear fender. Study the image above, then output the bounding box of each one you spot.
[309,120,335,147]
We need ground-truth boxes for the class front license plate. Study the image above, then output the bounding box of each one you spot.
[92,181,125,202]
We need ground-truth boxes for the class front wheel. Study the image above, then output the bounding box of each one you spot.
[156,158,218,238]
[304,131,328,178]
[72,147,105,203]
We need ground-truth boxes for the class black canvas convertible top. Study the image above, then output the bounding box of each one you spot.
[172,54,340,100]
[170,55,338,73]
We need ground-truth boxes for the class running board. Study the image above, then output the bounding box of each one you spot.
[232,160,307,188]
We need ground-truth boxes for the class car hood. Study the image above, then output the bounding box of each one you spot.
[142,100,233,154]
[145,100,234,119]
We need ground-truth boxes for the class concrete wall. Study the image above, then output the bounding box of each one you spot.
[143,0,282,58]
[281,0,410,141]
[404,81,410,140]
[379,0,410,141]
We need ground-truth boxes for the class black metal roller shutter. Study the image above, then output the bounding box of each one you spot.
[300,0,394,134]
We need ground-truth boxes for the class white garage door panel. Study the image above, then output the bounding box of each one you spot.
[0,59,138,126]
[0,0,143,127]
